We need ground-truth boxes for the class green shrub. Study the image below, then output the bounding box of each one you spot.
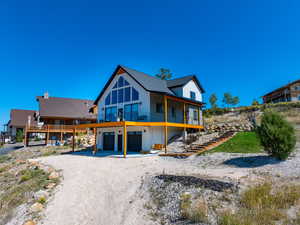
[16,130,24,143]
[256,111,296,160]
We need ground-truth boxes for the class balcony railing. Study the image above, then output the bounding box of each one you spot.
[27,125,87,132]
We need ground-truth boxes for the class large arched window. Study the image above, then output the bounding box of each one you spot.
[105,76,139,105]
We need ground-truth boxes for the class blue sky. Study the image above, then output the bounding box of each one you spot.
[1,0,300,130]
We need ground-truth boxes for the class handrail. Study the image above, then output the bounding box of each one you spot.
[27,125,87,131]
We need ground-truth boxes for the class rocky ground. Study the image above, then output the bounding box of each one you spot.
[0,146,64,225]
[1,124,299,225]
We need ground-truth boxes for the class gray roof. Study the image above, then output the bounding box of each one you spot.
[167,75,205,93]
[120,66,174,95]
[94,65,205,104]
[37,96,96,120]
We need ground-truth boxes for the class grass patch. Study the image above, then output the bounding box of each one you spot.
[218,182,300,225]
[180,193,208,223]
[0,155,12,163]
[42,150,57,157]
[0,168,54,223]
[209,132,263,154]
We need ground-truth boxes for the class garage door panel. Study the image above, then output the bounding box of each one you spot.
[127,131,142,152]
[103,132,114,150]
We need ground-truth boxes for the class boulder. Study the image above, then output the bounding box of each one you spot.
[23,221,35,225]
[48,171,59,180]
[45,182,56,189]
[34,190,49,200]
[30,202,44,212]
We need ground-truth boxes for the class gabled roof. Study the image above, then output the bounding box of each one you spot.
[94,65,205,104]
[263,79,300,97]
[166,75,205,93]
[36,96,97,120]
[9,109,37,127]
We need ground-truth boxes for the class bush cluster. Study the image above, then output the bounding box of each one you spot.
[257,111,296,160]
[204,101,300,117]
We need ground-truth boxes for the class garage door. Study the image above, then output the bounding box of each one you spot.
[127,131,142,152]
[103,132,114,150]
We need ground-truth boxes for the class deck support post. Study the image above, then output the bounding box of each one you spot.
[93,128,97,154]
[60,131,63,144]
[24,126,27,147]
[72,128,76,152]
[164,95,168,153]
[46,125,49,146]
[183,103,187,141]
[123,123,127,158]
[198,106,201,134]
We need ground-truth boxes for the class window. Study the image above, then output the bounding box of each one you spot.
[113,82,118,89]
[118,88,124,103]
[156,103,163,113]
[118,76,124,88]
[105,107,117,121]
[193,109,198,121]
[112,90,117,104]
[124,79,129,86]
[105,93,111,105]
[298,95,300,100]
[124,103,139,121]
[132,103,139,120]
[124,87,131,102]
[190,91,196,100]
[132,87,139,101]
[171,106,176,118]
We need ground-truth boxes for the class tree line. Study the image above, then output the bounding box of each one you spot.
[209,93,240,109]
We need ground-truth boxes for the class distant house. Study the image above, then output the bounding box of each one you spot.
[93,65,205,152]
[6,109,37,138]
[36,93,97,126]
[262,79,300,103]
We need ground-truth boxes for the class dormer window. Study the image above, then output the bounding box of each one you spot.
[190,91,196,100]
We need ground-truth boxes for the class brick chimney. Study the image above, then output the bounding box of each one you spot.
[44,92,49,99]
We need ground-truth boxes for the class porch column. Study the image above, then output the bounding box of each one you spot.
[164,95,168,153]
[183,103,187,141]
[198,106,201,133]
[46,125,49,146]
[60,131,63,144]
[72,128,76,152]
[93,128,97,153]
[24,126,27,147]
[123,124,127,158]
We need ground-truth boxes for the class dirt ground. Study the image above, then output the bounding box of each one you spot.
[35,154,249,225]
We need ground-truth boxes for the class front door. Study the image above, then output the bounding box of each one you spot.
[118,135,122,152]
[103,132,114,150]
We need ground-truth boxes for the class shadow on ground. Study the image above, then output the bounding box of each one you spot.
[63,149,156,158]
[223,155,281,168]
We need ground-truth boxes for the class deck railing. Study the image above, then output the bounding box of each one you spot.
[26,124,87,132]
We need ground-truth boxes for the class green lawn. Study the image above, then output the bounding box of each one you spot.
[209,132,263,154]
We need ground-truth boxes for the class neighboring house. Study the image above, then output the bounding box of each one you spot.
[6,109,37,138]
[36,93,97,126]
[93,65,205,152]
[263,79,300,103]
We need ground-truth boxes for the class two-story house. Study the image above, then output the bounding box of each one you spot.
[262,79,300,103]
[36,93,97,126]
[93,65,205,153]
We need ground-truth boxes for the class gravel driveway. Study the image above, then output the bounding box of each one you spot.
[35,154,249,225]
